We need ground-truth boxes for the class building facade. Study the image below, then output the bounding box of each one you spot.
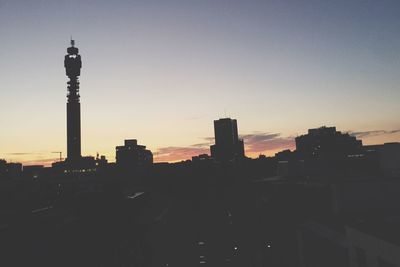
[210,118,245,162]
[295,126,362,160]
[116,139,153,168]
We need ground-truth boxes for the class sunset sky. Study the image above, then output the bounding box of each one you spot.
[1,0,399,166]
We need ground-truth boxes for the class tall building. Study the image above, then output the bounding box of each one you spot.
[210,118,245,162]
[64,39,82,163]
[116,139,153,168]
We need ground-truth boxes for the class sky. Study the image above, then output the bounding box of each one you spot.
[1,0,400,165]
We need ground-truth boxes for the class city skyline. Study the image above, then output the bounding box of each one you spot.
[1,0,400,165]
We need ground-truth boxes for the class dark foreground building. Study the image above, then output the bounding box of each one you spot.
[277,126,380,179]
[210,118,245,162]
[363,142,400,178]
[295,126,362,160]
[116,139,153,168]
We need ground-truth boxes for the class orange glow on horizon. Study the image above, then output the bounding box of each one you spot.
[8,132,400,167]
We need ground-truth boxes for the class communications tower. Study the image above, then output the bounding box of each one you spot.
[64,39,82,162]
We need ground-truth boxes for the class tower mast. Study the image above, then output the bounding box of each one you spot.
[64,39,82,163]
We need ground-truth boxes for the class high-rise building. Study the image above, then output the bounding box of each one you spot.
[116,139,153,168]
[210,118,245,162]
[64,40,82,163]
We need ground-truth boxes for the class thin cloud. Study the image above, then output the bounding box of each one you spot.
[349,129,400,138]
[154,146,209,162]
[241,133,295,154]
[6,152,39,156]
[154,133,296,162]
[191,143,212,148]
[191,137,214,148]
[3,152,59,167]
[20,158,59,166]
[154,137,213,162]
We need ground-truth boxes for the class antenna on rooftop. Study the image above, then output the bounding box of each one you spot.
[52,152,62,162]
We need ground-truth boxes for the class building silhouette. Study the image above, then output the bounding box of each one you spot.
[295,126,362,160]
[116,139,153,168]
[210,118,245,162]
[64,39,82,164]
[0,161,22,178]
[0,159,5,176]
[363,142,400,178]
[275,126,383,180]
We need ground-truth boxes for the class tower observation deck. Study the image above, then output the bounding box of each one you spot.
[64,39,82,162]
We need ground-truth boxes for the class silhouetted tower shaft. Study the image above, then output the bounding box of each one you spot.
[64,40,82,161]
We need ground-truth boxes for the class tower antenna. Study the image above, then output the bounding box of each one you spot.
[64,38,82,164]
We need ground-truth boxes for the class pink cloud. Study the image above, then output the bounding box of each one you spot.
[154,133,296,162]
[154,146,210,162]
[241,133,295,155]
